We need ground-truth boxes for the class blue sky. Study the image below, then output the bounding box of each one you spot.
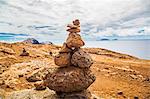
[0,0,150,41]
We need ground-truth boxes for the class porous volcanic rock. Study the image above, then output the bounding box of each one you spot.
[59,43,72,53]
[44,67,96,93]
[73,19,80,26]
[54,53,71,67]
[71,49,93,68]
[43,19,96,97]
[66,28,80,33]
[66,33,84,49]
[67,24,79,29]
[66,23,80,33]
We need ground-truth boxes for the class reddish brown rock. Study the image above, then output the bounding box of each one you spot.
[20,52,29,56]
[66,28,80,33]
[54,53,71,67]
[66,20,80,33]
[71,49,93,68]
[44,67,96,93]
[59,43,72,53]
[66,33,84,49]
[43,19,96,97]
[73,19,80,26]
[20,48,29,56]
[67,24,79,29]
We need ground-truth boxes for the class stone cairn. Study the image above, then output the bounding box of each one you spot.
[44,19,96,99]
[20,48,29,56]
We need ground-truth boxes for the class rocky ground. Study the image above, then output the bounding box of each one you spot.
[0,42,150,99]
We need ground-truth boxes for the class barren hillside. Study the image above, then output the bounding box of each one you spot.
[0,42,150,99]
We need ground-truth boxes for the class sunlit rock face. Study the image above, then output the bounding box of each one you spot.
[44,67,96,92]
[0,0,150,42]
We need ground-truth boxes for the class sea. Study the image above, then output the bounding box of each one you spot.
[0,36,149,60]
[84,40,150,60]
[42,40,150,60]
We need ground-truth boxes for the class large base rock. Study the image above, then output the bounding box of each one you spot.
[66,33,84,49]
[56,90,92,99]
[71,49,93,68]
[44,67,96,93]
[54,53,71,67]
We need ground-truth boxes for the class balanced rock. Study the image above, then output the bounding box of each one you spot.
[54,53,71,67]
[73,19,80,26]
[66,33,84,49]
[67,24,79,29]
[44,67,96,93]
[71,49,93,68]
[66,28,80,33]
[66,20,80,33]
[43,19,96,98]
[59,43,72,53]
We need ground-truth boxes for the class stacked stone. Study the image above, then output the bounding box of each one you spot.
[20,48,29,56]
[44,19,96,98]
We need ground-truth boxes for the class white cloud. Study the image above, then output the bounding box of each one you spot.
[0,0,149,41]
